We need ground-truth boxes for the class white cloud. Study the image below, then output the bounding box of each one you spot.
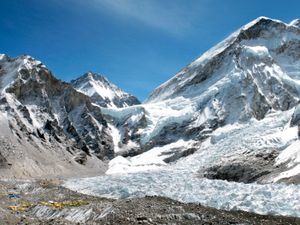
[90,0,201,35]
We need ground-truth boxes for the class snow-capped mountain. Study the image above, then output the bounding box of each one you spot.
[2,16,300,220]
[0,54,114,177]
[102,17,300,183]
[71,72,140,108]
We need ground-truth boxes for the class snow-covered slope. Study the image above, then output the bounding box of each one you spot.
[71,72,140,108]
[147,16,300,103]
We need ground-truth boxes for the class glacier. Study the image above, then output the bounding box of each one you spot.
[64,109,300,217]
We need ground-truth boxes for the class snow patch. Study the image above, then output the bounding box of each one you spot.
[106,139,195,175]
[108,124,122,153]
[243,45,271,59]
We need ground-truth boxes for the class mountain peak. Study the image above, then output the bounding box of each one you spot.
[74,71,114,88]
[242,16,278,29]
[71,72,140,108]
[241,16,300,33]
[0,54,49,93]
[83,71,106,81]
[147,16,300,104]
[240,16,286,34]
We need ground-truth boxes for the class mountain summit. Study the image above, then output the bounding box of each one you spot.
[71,72,140,108]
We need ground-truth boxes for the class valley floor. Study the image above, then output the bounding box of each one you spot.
[0,179,299,225]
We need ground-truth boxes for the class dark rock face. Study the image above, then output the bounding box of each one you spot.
[202,151,279,183]
[0,152,7,167]
[73,151,88,165]
[275,40,300,60]
[290,105,300,139]
[291,105,300,127]
[237,18,287,41]
[163,147,197,163]
[112,95,140,108]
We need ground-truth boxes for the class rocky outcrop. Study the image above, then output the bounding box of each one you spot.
[202,150,279,183]
[0,152,7,167]
[290,105,300,139]
[291,105,300,127]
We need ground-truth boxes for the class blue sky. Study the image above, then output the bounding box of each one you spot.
[1,0,300,100]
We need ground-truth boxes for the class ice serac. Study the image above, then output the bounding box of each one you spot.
[103,17,300,183]
[71,72,140,108]
[0,55,113,177]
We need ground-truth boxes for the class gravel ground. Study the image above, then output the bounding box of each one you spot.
[0,179,299,225]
